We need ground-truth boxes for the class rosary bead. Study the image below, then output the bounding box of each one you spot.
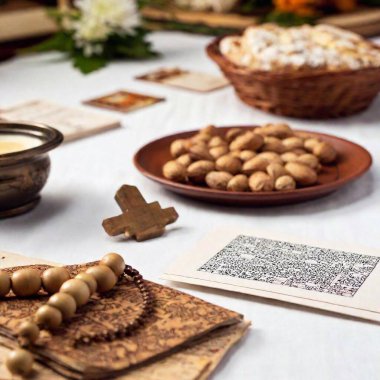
[11,269,41,297]
[0,270,11,296]
[17,321,40,345]
[5,348,34,376]
[48,293,77,320]
[125,265,132,273]
[60,279,90,307]
[100,253,125,277]
[42,267,71,294]
[86,265,117,293]
[75,273,97,295]
[35,305,62,329]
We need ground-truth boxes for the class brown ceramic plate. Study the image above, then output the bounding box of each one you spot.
[134,127,372,206]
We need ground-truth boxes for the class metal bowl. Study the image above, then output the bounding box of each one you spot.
[0,122,63,218]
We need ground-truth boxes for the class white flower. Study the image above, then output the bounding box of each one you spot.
[74,16,111,43]
[72,0,140,57]
[72,0,140,56]
[74,0,140,32]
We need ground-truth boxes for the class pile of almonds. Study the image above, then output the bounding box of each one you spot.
[162,124,337,192]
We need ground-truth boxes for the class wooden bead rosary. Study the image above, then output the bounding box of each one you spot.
[0,253,153,377]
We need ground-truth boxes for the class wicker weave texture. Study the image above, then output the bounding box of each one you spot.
[207,37,380,119]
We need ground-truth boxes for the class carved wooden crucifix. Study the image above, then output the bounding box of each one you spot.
[102,185,178,242]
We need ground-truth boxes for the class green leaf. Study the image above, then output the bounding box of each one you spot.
[107,29,157,59]
[27,32,74,53]
[237,0,272,14]
[137,0,169,9]
[145,20,237,36]
[115,41,157,58]
[72,54,108,74]
[25,24,157,73]
[46,7,65,24]
[264,11,316,26]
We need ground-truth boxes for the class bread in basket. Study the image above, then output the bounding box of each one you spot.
[207,24,380,119]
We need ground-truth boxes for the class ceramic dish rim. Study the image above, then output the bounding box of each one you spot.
[0,121,64,163]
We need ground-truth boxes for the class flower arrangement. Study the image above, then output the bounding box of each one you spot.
[33,0,156,73]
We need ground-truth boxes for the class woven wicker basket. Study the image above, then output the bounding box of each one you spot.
[207,36,380,119]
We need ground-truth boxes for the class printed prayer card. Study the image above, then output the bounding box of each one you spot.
[83,90,165,113]
[163,227,380,323]
[136,67,230,93]
[0,100,121,142]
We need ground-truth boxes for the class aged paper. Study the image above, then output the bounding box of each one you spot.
[0,250,249,380]
[163,227,380,323]
[0,321,249,380]
[0,100,121,142]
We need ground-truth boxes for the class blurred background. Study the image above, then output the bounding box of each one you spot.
[1,0,379,62]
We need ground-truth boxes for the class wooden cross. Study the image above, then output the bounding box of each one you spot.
[102,185,178,242]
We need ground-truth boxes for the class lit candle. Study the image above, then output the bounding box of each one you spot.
[0,135,41,155]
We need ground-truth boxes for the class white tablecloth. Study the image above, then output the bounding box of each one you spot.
[1,32,380,380]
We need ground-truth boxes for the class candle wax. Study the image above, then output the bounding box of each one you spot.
[0,135,41,155]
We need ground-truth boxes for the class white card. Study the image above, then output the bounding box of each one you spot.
[136,67,229,92]
[0,100,121,142]
[163,227,380,322]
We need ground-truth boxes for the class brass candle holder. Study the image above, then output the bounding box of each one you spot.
[0,122,63,218]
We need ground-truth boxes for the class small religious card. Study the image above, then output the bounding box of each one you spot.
[0,100,121,142]
[136,67,230,93]
[83,90,165,113]
[163,227,380,323]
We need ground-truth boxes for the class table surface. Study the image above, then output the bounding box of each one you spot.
[1,32,380,380]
